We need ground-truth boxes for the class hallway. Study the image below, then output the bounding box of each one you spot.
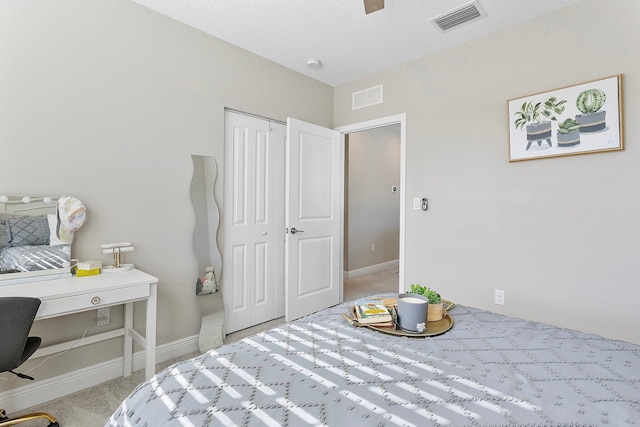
[343,268,399,301]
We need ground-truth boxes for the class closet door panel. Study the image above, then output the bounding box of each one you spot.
[224,112,285,333]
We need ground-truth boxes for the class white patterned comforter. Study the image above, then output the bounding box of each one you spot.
[0,244,70,273]
[106,304,640,426]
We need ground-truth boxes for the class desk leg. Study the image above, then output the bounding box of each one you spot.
[124,302,133,377]
[145,283,157,380]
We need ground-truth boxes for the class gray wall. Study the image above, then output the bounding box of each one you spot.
[335,0,640,345]
[0,0,333,387]
[345,126,400,272]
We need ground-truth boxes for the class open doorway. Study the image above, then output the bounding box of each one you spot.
[344,124,401,301]
[338,114,406,302]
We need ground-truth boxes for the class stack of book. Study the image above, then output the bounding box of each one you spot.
[353,301,394,326]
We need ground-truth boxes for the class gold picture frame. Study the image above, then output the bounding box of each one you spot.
[508,75,623,162]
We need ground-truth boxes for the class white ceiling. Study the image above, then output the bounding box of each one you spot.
[130,0,586,87]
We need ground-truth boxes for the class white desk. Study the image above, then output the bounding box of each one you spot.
[0,269,158,380]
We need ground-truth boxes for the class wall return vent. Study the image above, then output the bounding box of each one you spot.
[352,85,383,110]
[431,0,487,32]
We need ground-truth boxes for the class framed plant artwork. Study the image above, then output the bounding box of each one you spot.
[508,75,623,162]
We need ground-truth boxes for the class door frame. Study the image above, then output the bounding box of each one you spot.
[335,113,406,293]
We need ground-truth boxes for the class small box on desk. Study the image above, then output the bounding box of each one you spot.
[76,261,102,277]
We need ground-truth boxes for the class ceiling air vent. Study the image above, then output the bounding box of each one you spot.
[352,85,383,110]
[431,1,487,32]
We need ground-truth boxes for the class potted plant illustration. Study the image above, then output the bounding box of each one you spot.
[556,118,582,148]
[409,283,443,321]
[513,96,568,150]
[575,88,607,132]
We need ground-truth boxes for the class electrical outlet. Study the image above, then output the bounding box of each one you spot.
[371,243,375,251]
[97,307,110,326]
[494,290,505,305]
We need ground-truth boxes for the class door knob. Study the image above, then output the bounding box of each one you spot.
[290,227,304,234]
[261,231,268,236]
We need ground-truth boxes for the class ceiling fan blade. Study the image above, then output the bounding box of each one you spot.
[363,0,384,14]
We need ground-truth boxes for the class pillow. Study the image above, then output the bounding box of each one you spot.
[47,213,72,245]
[0,219,7,249]
[6,215,50,246]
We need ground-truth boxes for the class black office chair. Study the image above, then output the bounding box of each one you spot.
[0,297,59,427]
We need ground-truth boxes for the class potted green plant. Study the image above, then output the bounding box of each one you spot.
[513,96,567,150]
[575,88,607,132]
[557,117,582,147]
[409,283,443,321]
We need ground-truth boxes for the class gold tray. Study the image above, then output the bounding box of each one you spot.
[344,299,454,338]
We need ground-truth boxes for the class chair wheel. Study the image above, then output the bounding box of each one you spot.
[48,423,60,427]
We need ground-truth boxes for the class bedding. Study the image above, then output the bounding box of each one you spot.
[0,244,70,273]
[5,215,50,246]
[0,213,72,274]
[0,219,8,248]
[106,302,640,426]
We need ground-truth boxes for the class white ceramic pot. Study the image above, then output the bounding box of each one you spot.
[397,293,428,332]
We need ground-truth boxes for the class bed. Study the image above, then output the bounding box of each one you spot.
[106,301,640,426]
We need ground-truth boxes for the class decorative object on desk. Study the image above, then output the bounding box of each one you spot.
[76,260,102,277]
[397,293,429,332]
[409,283,444,321]
[353,301,393,325]
[100,242,134,273]
[196,266,217,295]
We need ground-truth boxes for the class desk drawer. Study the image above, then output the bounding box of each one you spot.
[38,284,150,319]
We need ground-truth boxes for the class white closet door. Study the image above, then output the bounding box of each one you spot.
[223,112,285,333]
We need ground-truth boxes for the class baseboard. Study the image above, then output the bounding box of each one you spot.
[344,259,399,279]
[0,334,200,413]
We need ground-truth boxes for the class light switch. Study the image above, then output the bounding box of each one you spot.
[413,198,420,210]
